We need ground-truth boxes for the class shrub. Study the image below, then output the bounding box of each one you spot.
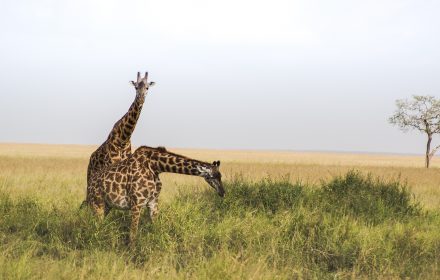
[320,170,421,224]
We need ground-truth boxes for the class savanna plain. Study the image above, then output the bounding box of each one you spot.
[1,143,439,279]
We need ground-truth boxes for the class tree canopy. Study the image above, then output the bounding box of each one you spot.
[389,95,440,134]
[389,95,440,168]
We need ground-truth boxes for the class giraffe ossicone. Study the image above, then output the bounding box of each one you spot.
[130,72,155,91]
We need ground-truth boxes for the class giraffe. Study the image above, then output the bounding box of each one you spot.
[86,146,224,243]
[84,72,154,206]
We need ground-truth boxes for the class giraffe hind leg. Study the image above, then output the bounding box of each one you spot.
[147,179,161,221]
[147,198,159,221]
[129,204,142,245]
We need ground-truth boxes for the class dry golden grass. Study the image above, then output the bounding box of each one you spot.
[1,143,439,209]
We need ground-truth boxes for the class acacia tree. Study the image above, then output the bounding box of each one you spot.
[389,95,440,168]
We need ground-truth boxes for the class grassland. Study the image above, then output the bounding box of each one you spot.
[1,143,440,279]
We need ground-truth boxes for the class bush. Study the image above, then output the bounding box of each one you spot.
[320,171,421,224]
[0,172,438,279]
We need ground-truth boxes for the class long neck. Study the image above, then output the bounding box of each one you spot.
[108,93,145,146]
[139,148,212,177]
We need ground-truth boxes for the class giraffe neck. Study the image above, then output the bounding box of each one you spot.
[136,147,213,177]
[110,93,146,146]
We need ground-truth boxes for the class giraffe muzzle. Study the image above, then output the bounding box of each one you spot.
[217,183,225,197]
[218,189,225,197]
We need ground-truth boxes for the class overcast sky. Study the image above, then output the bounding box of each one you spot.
[0,0,439,154]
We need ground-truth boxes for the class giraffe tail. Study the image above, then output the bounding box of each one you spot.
[79,200,88,210]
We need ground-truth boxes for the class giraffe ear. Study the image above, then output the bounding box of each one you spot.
[130,81,137,88]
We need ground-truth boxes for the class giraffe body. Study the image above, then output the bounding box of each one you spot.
[87,146,224,243]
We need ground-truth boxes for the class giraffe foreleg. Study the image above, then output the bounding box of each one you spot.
[89,191,106,220]
[104,204,111,217]
[91,202,105,221]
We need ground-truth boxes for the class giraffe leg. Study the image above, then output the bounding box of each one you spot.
[89,193,106,220]
[147,197,159,221]
[91,202,105,220]
[129,204,142,244]
[104,204,111,217]
[147,179,161,221]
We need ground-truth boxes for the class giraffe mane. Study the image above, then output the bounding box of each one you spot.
[135,145,212,166]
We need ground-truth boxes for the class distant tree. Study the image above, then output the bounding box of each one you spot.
[389,95,440,168]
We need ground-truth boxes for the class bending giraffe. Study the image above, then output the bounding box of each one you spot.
[83,72,154,207]
[87,146,225,243]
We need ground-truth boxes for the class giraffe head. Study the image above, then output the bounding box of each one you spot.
[131,72,155,96]
[204,160,225,197]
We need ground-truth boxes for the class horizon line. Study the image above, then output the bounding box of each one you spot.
[0,141,426,157]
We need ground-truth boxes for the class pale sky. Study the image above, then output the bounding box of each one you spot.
[1,0,439,154]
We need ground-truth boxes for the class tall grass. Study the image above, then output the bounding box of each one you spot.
[1,172,439,279]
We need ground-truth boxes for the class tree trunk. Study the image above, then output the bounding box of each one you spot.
[426,135,432,168]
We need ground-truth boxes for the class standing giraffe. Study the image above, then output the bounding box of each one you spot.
[87,146,224,243]
[84,72,154,206]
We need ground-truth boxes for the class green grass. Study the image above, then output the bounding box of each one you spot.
[1,171,439,279]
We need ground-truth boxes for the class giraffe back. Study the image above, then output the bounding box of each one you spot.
[87,139,132,183]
